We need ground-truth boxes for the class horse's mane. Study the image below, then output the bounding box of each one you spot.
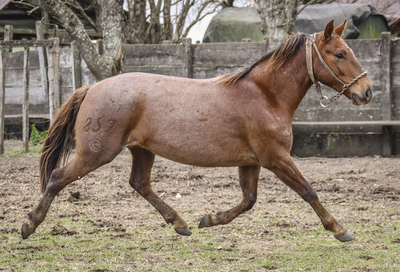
[216,33,306,85]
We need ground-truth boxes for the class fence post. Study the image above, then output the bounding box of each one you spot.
[38,0,49,34]
[182,38,193,78]
[381,32,392,121]
[22,47,30,153]
[0,47,5,154]
[4,25,13,53]
[47,38,60,121]
[36,21,49,111]
[71,41,82,90]
[381,32,392,157]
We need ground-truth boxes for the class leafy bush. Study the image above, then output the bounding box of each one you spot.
[29,124,48,146]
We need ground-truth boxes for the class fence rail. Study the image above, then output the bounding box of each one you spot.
[0,40,53,47]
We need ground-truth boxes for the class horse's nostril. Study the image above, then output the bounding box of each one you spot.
[352,94,360,105]
[365,88,373,100]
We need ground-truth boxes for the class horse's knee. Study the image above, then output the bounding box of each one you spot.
[243,195,257,211]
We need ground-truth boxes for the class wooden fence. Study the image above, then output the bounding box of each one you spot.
[0,22,60,154]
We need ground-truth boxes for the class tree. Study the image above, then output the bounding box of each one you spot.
[125,0,221,44]
[254,0,334,50]
[32,0,125,81]
[24,0,222,81]
[254,0,299,50]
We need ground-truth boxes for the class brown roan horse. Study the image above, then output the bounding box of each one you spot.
[22,20,373,242]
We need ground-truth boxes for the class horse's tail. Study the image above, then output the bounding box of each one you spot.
[39,84,93,194]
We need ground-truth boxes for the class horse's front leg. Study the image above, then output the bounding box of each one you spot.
[199,164,261,228]
[262,149,354,242]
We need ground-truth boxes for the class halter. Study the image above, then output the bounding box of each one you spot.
[305,33,368,107]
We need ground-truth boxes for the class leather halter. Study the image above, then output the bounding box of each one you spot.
[305,33,368,107]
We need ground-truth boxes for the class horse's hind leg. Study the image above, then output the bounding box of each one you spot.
[21,153,117,239]
[129,147,191,236]
[198,165,261,228]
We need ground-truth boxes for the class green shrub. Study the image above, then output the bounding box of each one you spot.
[30,124,48,146]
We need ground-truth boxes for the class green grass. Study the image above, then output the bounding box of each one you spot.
[5,145,44,156]
[2,205,399,271]
[2,125,47,157]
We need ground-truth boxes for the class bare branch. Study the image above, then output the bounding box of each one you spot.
[181,2,222,39]
[142,20,154,43]
[171,0,184,6]
[27,6,40,15]
[297,0,318,15]
[298,0,335,15]
[174,0,196,42]
[11,0,37,9]
[65,0,98,31]
[72,0,98,32]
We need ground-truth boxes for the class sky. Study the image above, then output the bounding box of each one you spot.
[186,13,214,43]
[186,0,251,43]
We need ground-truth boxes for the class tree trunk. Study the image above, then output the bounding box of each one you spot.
[255,0,299,51]
[99,0,124,74]
[40,0,123,81]
[162,0,172,41]
[127,0,147,43]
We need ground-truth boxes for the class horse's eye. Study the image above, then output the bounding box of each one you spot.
[335,53,345,59]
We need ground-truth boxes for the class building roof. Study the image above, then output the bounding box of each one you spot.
[0,0,11,11]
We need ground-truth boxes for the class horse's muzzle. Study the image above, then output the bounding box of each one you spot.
[352,88,373,106]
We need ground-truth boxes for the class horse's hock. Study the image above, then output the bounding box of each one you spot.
[1,22,399,156]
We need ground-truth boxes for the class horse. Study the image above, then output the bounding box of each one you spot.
[21,19,373,242]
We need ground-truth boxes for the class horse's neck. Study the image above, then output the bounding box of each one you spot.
[251,49,313,117]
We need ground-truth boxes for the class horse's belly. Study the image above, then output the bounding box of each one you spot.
[122,77,259,166]
[143,136,259,167]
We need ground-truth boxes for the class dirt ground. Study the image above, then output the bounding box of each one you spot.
[1,141,400,270]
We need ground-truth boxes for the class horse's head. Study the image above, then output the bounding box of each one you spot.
[313,20,373,106]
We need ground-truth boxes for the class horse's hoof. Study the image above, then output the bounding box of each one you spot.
[198,214,211,229]
[21,222,34,239]
[335,229,354,242]
[176,227,191,236]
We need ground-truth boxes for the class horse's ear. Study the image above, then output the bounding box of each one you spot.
[324,20,335,40]
[334,19,347,37]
